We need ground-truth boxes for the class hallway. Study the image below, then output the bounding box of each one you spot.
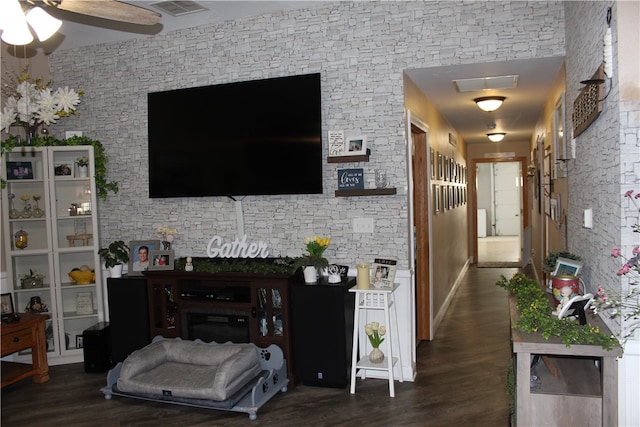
[478,235,521,265]
[1,266,519,426]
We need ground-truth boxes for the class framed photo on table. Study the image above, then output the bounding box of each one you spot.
[552,257,583,277]
[1,293,15,321]
[128,240,161,275]
[371,258,397,288]
[344,136,367,156]
[148,250,175,271]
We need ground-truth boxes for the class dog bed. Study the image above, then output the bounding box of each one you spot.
[101,337,288,420]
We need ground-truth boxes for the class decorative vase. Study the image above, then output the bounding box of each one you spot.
[369,347,384,363]
[551,275,580,304]
[109,264,123,278]
[303,266,319,283]
[8,199,19,219]
[78,165,88,178]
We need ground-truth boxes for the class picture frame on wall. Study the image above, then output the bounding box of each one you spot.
[434,184,440,213]
[148,250,175,271]
[430,148,435,179]
[553,92,567,178]
[437,152,443,180]
[344,136,367,156]
[128,240,161,276]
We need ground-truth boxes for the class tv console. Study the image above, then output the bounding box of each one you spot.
[143,270,295,382]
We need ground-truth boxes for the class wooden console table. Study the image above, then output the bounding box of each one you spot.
[1,312,50,388]
[509,296,620,427]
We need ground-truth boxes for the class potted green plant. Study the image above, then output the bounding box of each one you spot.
[543,250,582,274]
[19,269,45,289]
[292,236,330,283]
[98,240,130,278]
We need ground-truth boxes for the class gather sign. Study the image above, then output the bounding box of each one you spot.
[206,235,270,258]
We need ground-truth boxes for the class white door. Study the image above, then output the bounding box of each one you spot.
[493,162,521,236]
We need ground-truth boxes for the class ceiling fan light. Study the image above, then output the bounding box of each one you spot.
[0,0,33,45]
[26,7,62,42]
[474,96,506,112]
[487,133,506,142]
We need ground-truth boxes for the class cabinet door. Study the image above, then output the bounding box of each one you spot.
[48,147,103,356]
[147,279,180,338]
[2,146,103,362]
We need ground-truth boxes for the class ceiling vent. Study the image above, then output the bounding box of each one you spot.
[151,1,207,17]
[453,75,519,93]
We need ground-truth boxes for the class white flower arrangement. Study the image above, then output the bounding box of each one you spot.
[157,227,178,248]
[76,156,90,167]
[0,67,83,135]
[364,321,386,348]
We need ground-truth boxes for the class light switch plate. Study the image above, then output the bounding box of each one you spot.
[353,218,374,233]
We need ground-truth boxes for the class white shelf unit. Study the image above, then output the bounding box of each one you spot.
[2,146,103,365]
[349,284,403,397]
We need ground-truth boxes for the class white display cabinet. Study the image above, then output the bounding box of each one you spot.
[2,146,103,365]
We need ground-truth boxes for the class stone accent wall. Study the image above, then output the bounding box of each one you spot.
[48,1,565,269]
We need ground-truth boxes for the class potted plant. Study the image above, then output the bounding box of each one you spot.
[76,156,90,177]
[19,269,45,289]
[98,240,130,278]
[292,236,330,283]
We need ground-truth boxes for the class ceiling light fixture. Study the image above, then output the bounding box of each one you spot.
[26,7,62,42]
[474,96,506,112]
[0,0,62,45]
[487,133,506,142]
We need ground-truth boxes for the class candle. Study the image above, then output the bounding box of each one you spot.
[357,262,370,289]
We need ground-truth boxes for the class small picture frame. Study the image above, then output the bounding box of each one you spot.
[6,161,34,180]
[1,293,15,320]
[371,258,397,288]
[54,163,73,178]
[148,250,175,271]
[328,130,345,157]
[552,257,583,277]
[76,335,84,349]
[75,292,94,315]
[344,136,367,156]
[128,240,161,275]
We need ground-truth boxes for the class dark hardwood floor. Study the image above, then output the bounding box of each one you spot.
[1,266,520,427]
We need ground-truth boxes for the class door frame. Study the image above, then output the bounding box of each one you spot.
[406,110,432,341]
[470,156,529,265]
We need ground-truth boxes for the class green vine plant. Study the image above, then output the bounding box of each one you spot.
[1,134,118,200]
[496,272,618,351]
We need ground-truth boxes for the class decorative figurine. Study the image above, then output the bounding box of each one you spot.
[328,264,341,283]
[185,256,194,272]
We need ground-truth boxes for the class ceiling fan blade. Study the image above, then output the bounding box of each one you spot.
[46,0,162,25]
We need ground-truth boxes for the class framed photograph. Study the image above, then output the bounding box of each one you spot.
[433,184,440,214]
[54,163,73,178]
[148,250,175,271]
[371,258,397,288]
[6,161,34,180]
[328,130,345,157]
[430,148,435,179]
[449,132,457,147]
[437,152,443,180]
[344,136,367,156]
[128,240,161,275]
[1,293,15,320]
[552,257,583,277]
[76,335,84,349]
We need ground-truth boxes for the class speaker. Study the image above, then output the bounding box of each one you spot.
[107,277,151,362]
[83,322,111,373]
[291,278,355,388]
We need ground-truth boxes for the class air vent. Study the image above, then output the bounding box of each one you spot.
[453,75,519,93]
[151,1,207,17]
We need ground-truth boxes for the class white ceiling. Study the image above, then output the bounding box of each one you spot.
[25,1,564,147]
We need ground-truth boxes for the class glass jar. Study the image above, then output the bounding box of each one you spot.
[14,228,28,250]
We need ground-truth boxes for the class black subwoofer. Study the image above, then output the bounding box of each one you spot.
[291,278,355,388]
[82,322,111,373]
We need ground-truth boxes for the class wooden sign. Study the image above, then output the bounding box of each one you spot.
[338,168,364,190]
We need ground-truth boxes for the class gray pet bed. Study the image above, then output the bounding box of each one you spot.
[101,337,288,420]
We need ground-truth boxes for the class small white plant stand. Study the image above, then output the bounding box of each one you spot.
[349,284,403,397]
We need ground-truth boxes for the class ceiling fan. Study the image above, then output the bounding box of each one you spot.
[38,0,162,26]
[0,0,161,45]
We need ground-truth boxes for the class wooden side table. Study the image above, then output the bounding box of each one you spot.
[349,284,403,397]
[1,312,50,388]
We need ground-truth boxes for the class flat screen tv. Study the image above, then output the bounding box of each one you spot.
[148,73,322,198]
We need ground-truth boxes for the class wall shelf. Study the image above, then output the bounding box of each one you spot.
[335,188,397,197]
[327,151,370,163]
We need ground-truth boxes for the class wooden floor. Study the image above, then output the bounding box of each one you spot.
[1,266,520,427]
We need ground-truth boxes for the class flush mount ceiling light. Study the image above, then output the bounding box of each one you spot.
[0,0,62,45]
[487,133,506,142]
[474,96,506,112]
